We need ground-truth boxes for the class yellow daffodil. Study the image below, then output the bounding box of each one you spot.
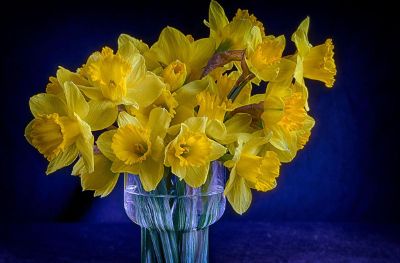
[170,77,211,124]
[224,132,281,214]
[164,117,226,187]
[44,66,118,131]
[245,27,286,82]
[126,86,178,125]
[25,82,94,174]
[209,68,252,105]
[129,76,211,127]
[205,1,265,51]
[197,69,260,143]
[162,60,188,92]
[96,108,171,191]
[262,82,315,162]
[292,17,337,88]
[234,9,265,38]
[196,90,233,141]
[117,34,161,71]
[144,26,215,81]
[46,66,89,95]
[78,41,165,131]
[72,153,119,197]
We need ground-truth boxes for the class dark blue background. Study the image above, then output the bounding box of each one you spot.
[1,0,398,224]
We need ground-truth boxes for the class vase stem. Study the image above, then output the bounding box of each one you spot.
[141,227,209,263]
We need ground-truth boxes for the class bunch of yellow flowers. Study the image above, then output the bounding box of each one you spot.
[24,1,336,214]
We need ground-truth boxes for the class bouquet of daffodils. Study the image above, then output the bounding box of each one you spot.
[25,1,336,214]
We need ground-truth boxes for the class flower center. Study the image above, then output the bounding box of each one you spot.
[83,47,132,102]
[30,113,80,161]
[133,143,147,156]
[111,124,151,165]
[162,60,187,92]
[180,144,191,157]
[152,89,178,116]
[173,131,211,167]
[251,38,283,69]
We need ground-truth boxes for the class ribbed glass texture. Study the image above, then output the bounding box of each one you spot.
[124,161,226,263]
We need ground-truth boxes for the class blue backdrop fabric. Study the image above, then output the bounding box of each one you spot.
[0,0,398,223]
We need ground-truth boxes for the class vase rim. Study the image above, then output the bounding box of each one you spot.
[125,186,225,198]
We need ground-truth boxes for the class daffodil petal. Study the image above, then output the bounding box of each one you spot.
[184,165,209,188]
[225,113,253,134]
[207,0,229,33]
[274,58,296,85]
[46,144,79,175]
[29,93,67,117]
[151,137,165,161]
[76,116,94,173]
[266,78,292,99]
[147,107,171,139]
[224,166,237,193]
[57,66,89,86]
[184,117,207,133]
[171,105,195,126]
[224,168,252,215]
[248,94,264,105]
[234,83,252,106]
[139,158,164,191]
[242,133,269,156]
[24,119,35,146]
[117,38,140,65]
[117,111,141,127]
[71,157,85,175]
[304,115,316,130]
[267,139,297,163]
[218,114,254,144]
[111,159,140,174]
[79,154,119,197]
[209,140,227,160]
[206,119,226,140]
[171,164,186,180]
[174,78,210,108]
[246,26,263,53]
[119,34,149,54]
[96,130,116,161]
[222,19,253,50]
[262,96,285,127]
[292,17,311,57]
[84,100,118,131]
[63,81,89,118]
[126,53,146,87]
[269,125,291,152]
[189,38,215,80]
[151,26,191,65]
[167,123,181,136]
[224,160,235,169]
[294,55,305,86]
[253,64,280,82]
[77,85,104,101]
[126,72,164,108]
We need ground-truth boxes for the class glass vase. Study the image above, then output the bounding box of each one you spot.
[124,161,226,263]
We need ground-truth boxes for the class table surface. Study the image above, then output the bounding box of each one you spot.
[1,222,399,262]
